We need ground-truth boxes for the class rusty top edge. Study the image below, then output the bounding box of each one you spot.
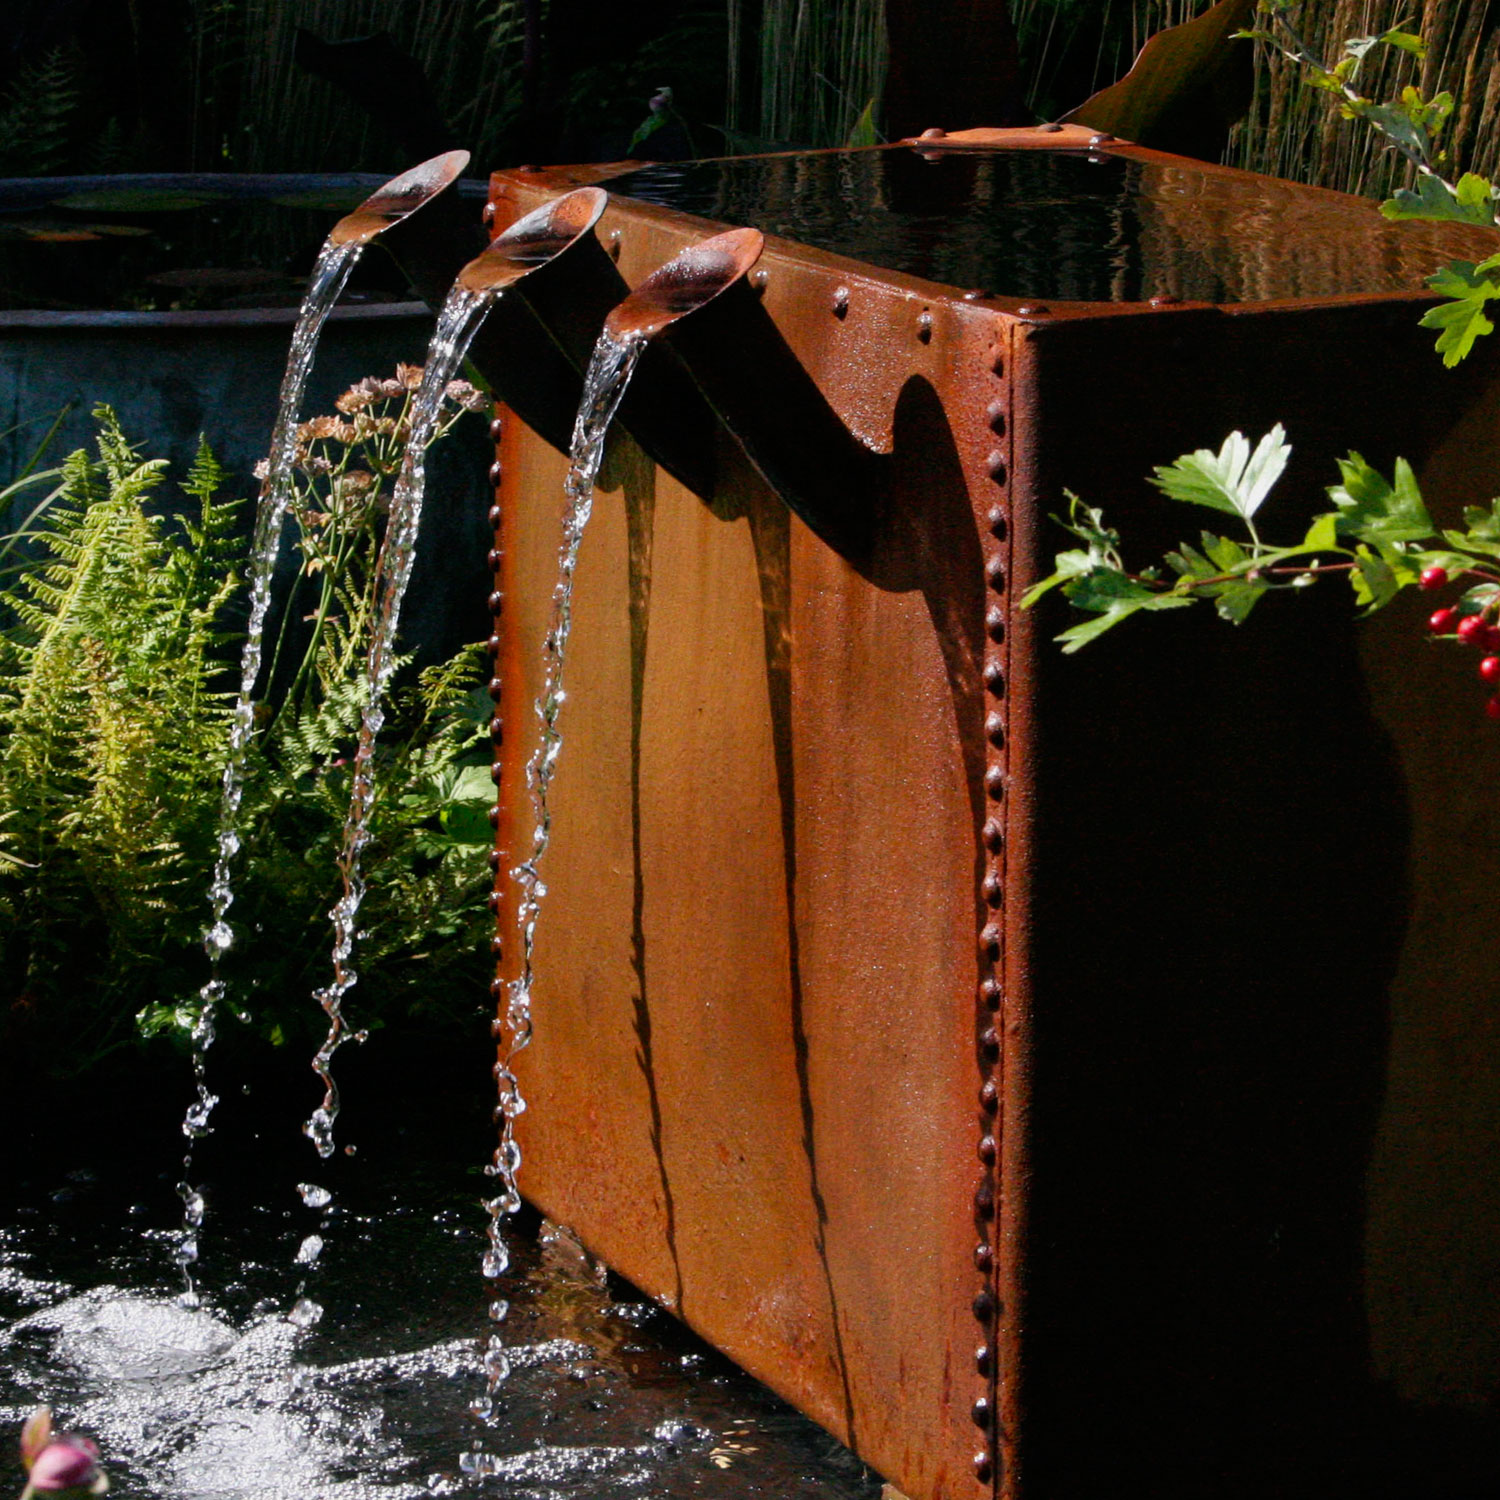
[898,124,1112,150]
[455,185,609,292]
[328,149,471,246]
[603,226,764,341]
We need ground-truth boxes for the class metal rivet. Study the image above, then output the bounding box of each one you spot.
[985,766,1005,800]
[488,678,504,702]
[983,818,1003,853]
[1038,121,1063,133]
[985,400,1006,433]
[487,634,502,657]
[973,1288,996,1322]
[980,977,1001,1008]
[1090,131,1115,145]
[490,763,504,785]
[981,1025,1001,1057]
[488,415,504,440]
[751,269,769,291]
[482,201,496,225]
[519,164,539,173]
[982,873,1002,907]
[986,451,1006,484]
[986,506,1007,538]
[1015,303,1049,316]
[985,712,1004,748]
[487,549,502,572]
[486,891,502,914]
[963,288,989,302]
[489,976,504,998]
[488,805,501,829]
[980,1080,999,1114]
[489,460,504,486]
[488,504,502,527]
[974,1241,994,1270]
[975,1344,993,1376]
[488,591,504,614]
[985,557,1005,589]
[1149,293,1181,308]
[919,126,946,140]
[974,1452,993,1484]
[487,850,502,875]
[989,349,1004,376]
[832,285,850,317]
[490,715,504,741]
[979,925,1002,961]
[489,935,504,957]
[978,1135,998,1164]
[985,606,1005,642]
[608,228,623,261]
[983,661,1005,695]
[974,1180,995,1217]
[973,1397,992,1429]
[917,310,933,342]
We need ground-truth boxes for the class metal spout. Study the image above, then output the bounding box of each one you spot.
[328,150,471,246]
[454,187,608,292]
[604,228,765,341]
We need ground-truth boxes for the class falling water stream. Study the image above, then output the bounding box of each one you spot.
[291,284,500,1331]
[176,236,366,1307]
[469,332,645,1463]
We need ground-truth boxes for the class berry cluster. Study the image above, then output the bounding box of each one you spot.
[1423,566,1500,719]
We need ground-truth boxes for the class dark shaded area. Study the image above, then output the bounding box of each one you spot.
[1011,303,1500,1498]
[885,0,1027,137]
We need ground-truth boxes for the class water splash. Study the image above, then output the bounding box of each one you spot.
[175,236,365,1307]
[304,284,500,1169]
[475,330,644,1428]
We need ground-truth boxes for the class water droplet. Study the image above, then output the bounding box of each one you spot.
[288,1297,324,1328]
[482,1245,510,1278]
[298,1183,332,1208]
[295,1234,324,1265]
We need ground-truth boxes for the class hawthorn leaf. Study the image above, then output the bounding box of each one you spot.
[1054,591,1193,653]
[1383,173,1498,227]
[1351,546,1401,611]
[1150,424,1290,521]
[1019,547,1100,607]
[1212,577,1268,622]
[1328,452,1433,542]
[1419,258,1500,365]
[1302,511,1339,551]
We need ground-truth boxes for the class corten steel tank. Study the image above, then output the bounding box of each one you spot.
[476,128,1500,1500]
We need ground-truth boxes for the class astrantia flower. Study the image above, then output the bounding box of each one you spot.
[445,380,490,413]
[19,1409,108,1497]
[395,362,424,390]
[335,376,385,414]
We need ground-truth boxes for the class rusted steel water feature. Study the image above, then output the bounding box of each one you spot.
[465,131,1500,1500]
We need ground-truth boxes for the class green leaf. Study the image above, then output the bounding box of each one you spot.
[1061,566,1157,614]
[1302,512,1339,551]
[1418,258,1500,365]
[1019,548,1097,608]
[1327,452,1433,542]
[1150,425,1290,522]
[1351,546,1401,611]
[1054,592,1193,652]
[844,98,880,148]
[1212,577,1268,622]
[1383,174,1498,227]
[1202,531,1249,571]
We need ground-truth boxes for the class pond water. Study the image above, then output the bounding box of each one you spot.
[0,1064,882,1500]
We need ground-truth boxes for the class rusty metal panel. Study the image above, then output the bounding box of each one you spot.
[479,141,1500,1500]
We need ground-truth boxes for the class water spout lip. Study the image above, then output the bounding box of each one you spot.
[604,227,765,342]
[328,149,472,246]
[455,187,610,292]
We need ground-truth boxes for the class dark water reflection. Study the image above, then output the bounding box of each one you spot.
[609,148,1488,304]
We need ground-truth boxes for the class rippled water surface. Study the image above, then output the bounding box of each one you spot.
[0,1084,881,1500]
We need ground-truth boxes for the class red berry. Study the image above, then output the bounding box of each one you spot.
[1487,697,1500,721]
[1429,607,1461,634]
[1458,614,1488,645]
[1420,565,1450,591]
[1481,657,1500,685]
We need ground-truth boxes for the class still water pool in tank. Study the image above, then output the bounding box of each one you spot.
[0,1065,881,1500]
[608,146,1475,305]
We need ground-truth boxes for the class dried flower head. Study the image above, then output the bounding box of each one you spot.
[395,363,424,391]
[335,470,376,499]
[335,376,385,414]
[445,380,490,413]
[252,458,270,481]
[297,416,355,445]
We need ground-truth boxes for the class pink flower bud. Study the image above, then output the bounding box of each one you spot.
[20,1408,52,1468]
[28,1436,101,1491]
